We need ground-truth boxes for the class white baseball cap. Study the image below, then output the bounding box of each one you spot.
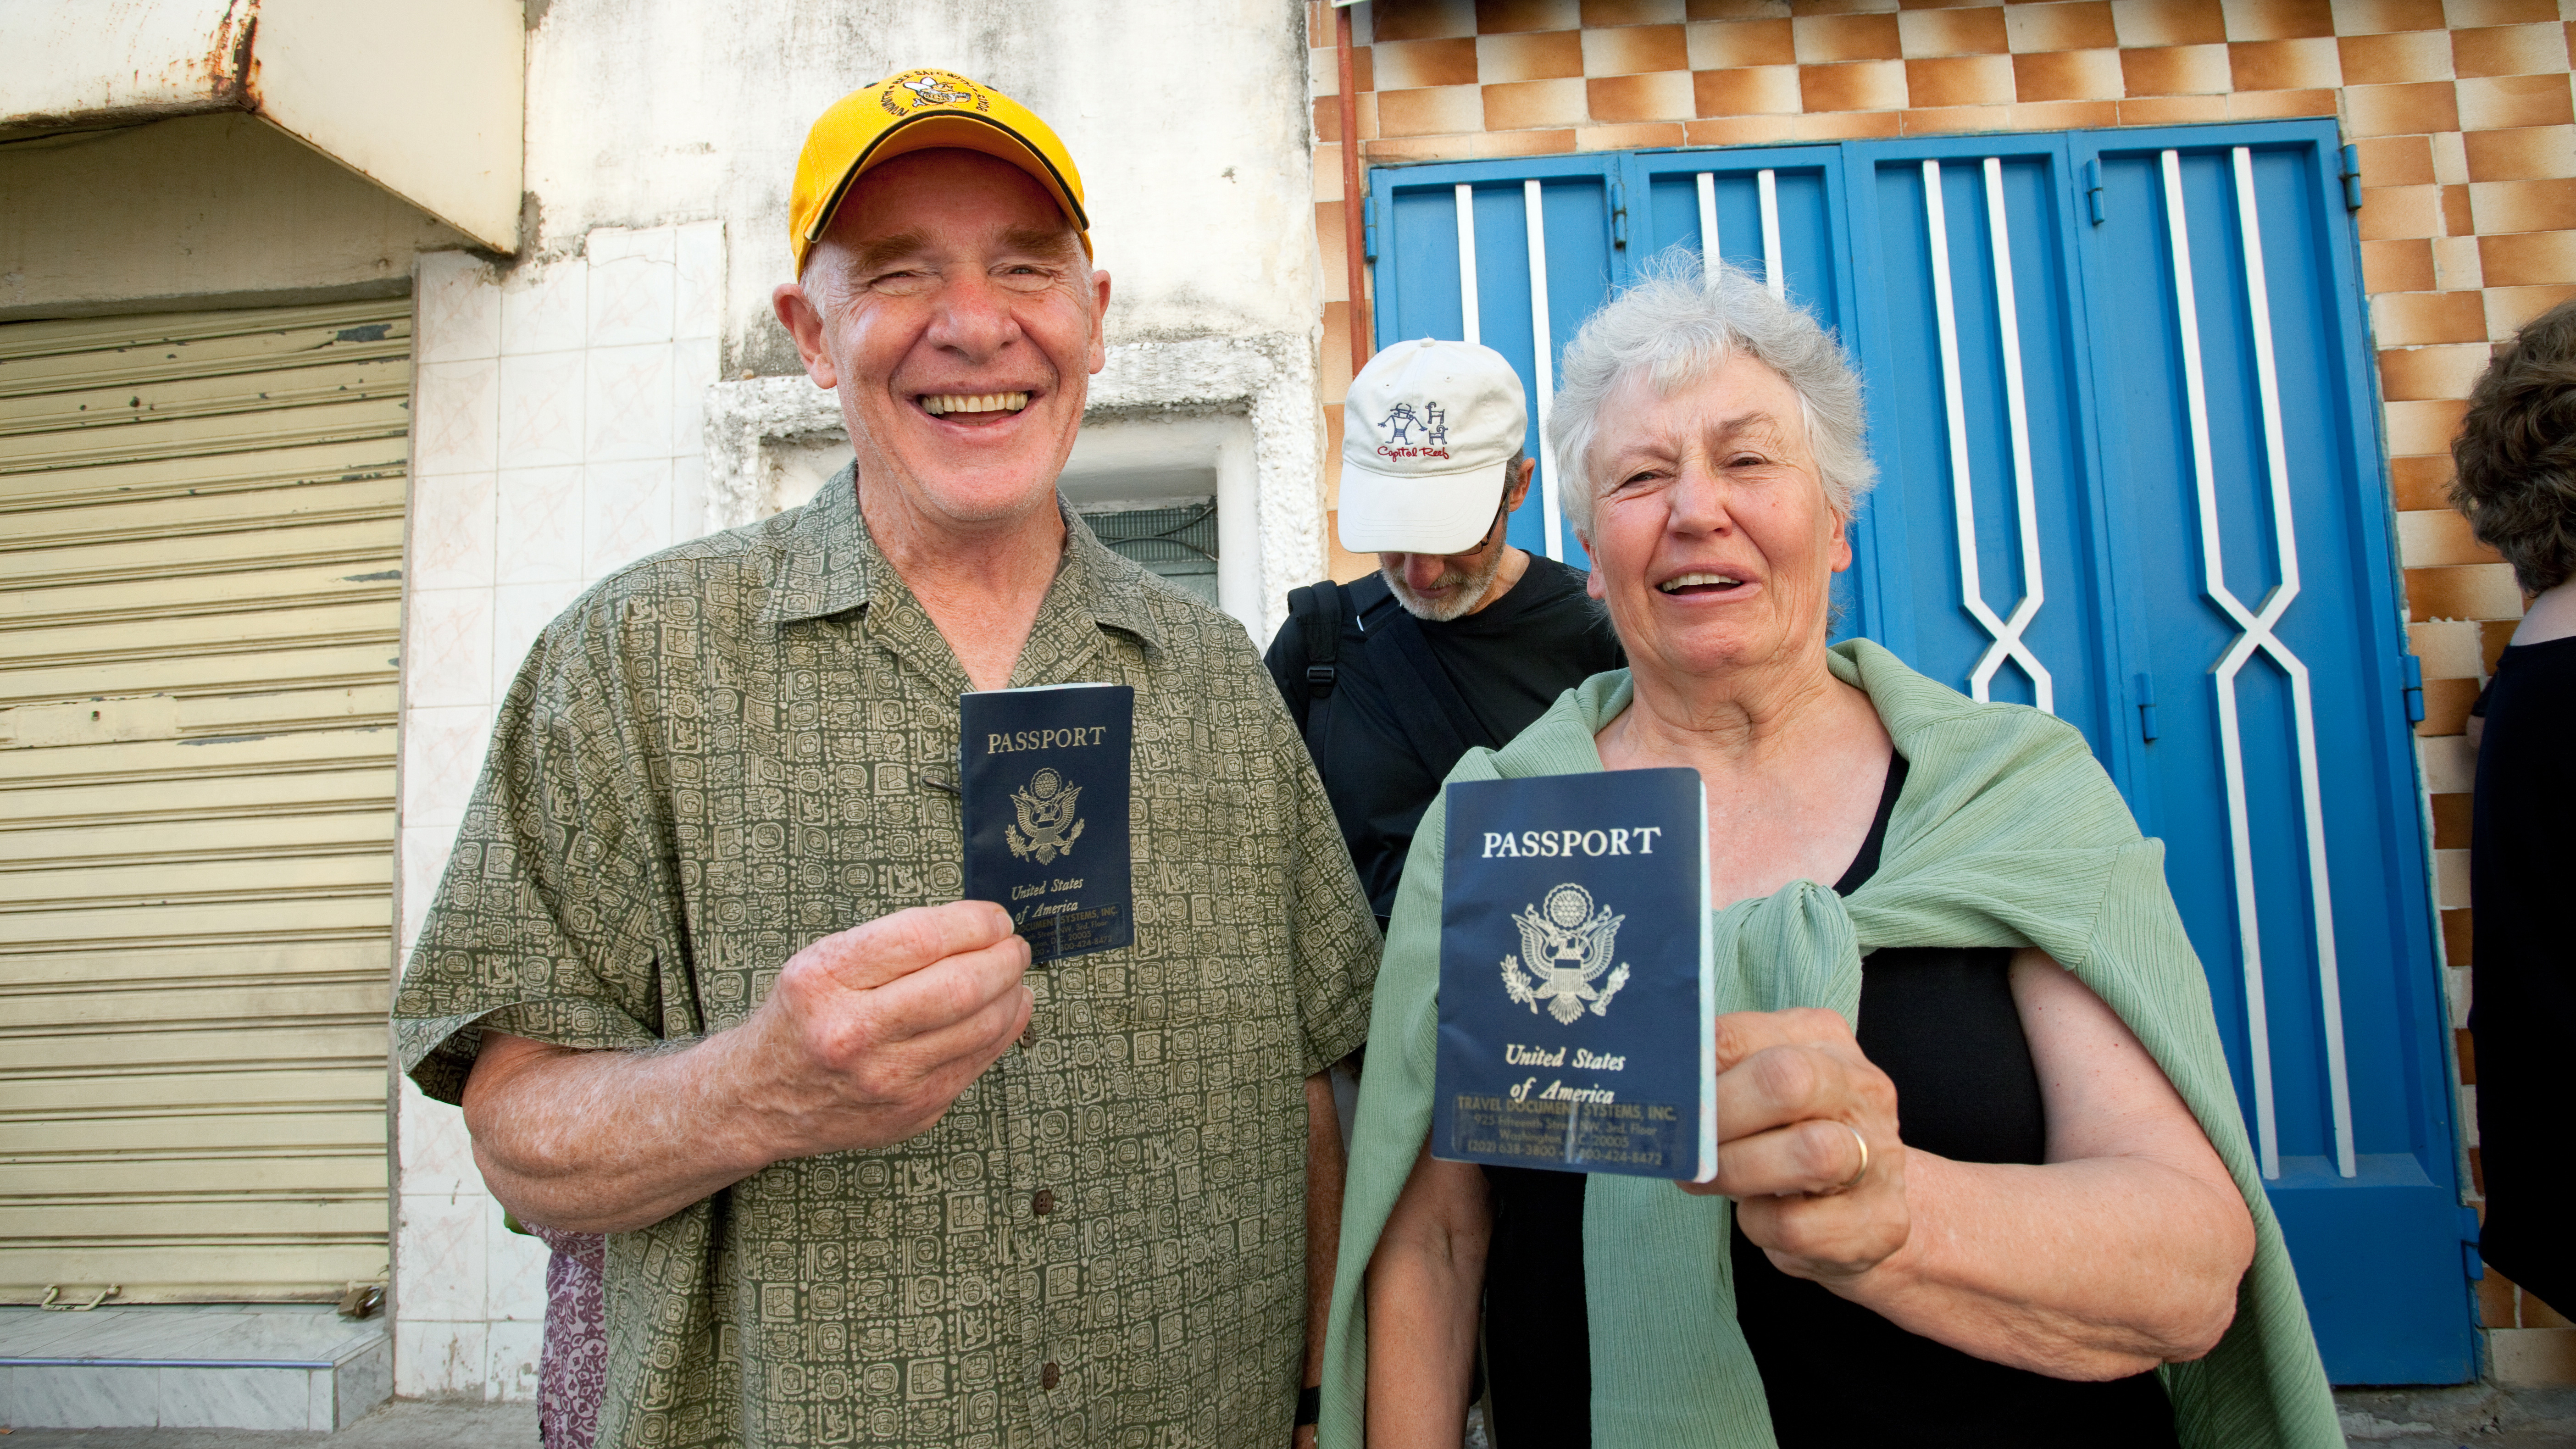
[1337,337,1529,555]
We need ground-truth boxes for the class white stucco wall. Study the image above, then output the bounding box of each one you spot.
[516,0,1322,372]
[387,0,1325,1401]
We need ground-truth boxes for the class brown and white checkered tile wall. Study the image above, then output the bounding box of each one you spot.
[1308,0,2572,1350]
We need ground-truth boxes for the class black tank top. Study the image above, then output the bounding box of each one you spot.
[1479,755,2178,1447]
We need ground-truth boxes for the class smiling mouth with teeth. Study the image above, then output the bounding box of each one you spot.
[920,392,1031,417]
[1659,572,1745,594]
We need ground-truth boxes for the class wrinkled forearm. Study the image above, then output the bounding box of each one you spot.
[1363,1150,1489,1449]
[1362,1244,1482,1447]
[1815,1150,2253,1379]
[462,1029,784,1234]
[1303,1073,1344,1388]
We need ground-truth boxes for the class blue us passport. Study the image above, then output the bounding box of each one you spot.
[1433,768,1715,1181]
[960,683,1134,963]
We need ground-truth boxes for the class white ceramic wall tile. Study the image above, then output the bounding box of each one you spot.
[589,225,675,266]
[495,353,587,471]
[484,1321,543,1404]
[394,1077,480,1198]
[673,339,719,459]
[394,223,727,1370]
[494,465,585,585]
[671,453,711,545]
[500,263,587,358]
[403,589,496,712]
[397,706,494,832]
[490,581,586,706]
[674,221,725,342]
[416,254,501,366]
[2420,735,2477,794]
[397,823,458,957]
[411,360,501,478]
[583,343,677,461]
[2409,618,2487,682]
[407,471,498,592]
[587,227,677,349]
[394,1194,489,1323]
[583,458,675,578]
[486,1216,550,1322]
[392,1320,485,1400]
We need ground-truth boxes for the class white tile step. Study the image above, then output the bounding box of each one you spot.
[0,1305,389,1431]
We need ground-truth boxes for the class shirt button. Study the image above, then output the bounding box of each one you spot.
[1040,1361,1061,1391]
[1018,1022,1036,1049]
[1032,1188,1056,1216]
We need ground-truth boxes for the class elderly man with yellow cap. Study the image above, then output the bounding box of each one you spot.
[394,71,1378,1449]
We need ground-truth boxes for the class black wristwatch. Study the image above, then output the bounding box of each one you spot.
[1295,1385,1321,1428]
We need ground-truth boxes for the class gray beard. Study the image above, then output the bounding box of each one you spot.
[1382,544,1509,622]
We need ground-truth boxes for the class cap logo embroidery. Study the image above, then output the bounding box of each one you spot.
[884,70,989,116]
[1376,401,1453,461]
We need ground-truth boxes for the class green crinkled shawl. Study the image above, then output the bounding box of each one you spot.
[1320,639,2341,1449]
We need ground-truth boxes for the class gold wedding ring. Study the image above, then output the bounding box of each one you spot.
[1814,1121,1870,1196]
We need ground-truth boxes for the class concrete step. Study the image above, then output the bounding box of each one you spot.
[0,1306,389,1432]
[0,1398,533,1448]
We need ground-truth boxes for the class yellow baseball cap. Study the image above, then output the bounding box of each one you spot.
[788,69,1090,272]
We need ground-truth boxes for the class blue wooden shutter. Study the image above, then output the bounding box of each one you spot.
[1372,156,1626,561]
[2071,125,2471,1384]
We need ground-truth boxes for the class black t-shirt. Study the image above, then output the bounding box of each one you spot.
[1482,755,2179,1448]
[1264,556,1624,922]
[2470,633,2576,1310]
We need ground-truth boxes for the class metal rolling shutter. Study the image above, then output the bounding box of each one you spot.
[0,300,410,1302]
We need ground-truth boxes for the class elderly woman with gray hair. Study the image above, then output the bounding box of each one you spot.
[1315,261,2340,1449]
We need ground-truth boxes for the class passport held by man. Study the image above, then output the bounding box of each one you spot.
[395,70,1377,1449]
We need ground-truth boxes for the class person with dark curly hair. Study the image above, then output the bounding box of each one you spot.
[2451,297,2576,1316]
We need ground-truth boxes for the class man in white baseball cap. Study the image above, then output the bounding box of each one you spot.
[1265,338,1624,927]
[1336,335,1534,606]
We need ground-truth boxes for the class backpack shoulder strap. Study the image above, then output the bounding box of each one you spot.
[1284,579,1346,749]
[1289,579,1344,696]
[1373,607,1499,768]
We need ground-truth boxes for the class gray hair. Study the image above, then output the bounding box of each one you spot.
[1550,252,1875,541]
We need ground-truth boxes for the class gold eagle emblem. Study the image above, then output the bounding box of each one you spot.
[1006,767,1084,864]
[1502,883,1631,1024]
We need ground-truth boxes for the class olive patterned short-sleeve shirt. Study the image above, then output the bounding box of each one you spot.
[394,469,1380,1449]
